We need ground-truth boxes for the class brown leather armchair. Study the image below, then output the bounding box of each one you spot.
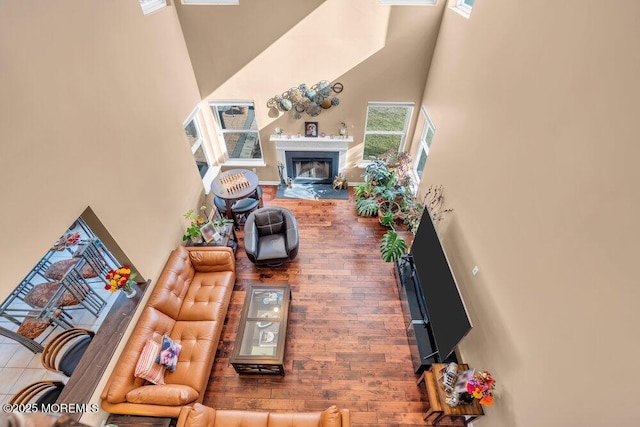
[244,207,299,266]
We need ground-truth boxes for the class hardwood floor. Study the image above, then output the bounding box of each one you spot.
[205,186,461,427]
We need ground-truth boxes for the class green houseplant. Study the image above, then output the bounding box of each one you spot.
[353,153,415,262]
[183,208,206,243]
[353,152,454,262]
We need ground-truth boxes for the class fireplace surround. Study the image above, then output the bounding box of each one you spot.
[271,135,353,185]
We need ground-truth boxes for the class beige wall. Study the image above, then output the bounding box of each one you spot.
[0,1,203,299]
[420,1,640,425]
[175,0,444,182]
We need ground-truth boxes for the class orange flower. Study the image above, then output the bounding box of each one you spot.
[479,395,494,406]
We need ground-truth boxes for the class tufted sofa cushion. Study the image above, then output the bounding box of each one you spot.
[101,246,235,418]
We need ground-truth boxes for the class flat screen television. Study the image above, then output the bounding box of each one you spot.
[409,208,472,362]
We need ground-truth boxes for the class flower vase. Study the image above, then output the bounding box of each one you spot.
[122,283,137,299]
[459,392,475,405]
[191,235,204,245]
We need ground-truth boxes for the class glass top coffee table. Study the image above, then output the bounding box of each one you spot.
[230,284,291,375]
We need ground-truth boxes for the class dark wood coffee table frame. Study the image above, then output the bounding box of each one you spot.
[230,284,291,375]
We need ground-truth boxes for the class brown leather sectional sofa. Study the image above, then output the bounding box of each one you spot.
[177,403,351,427]
[100,246,236,418]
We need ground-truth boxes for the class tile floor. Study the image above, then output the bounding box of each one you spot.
[0,223,120,404]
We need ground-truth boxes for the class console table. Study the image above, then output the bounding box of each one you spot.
[418,363,484,425]
[56,281,149,421]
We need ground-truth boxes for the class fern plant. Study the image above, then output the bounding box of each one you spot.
[380,230,408,263]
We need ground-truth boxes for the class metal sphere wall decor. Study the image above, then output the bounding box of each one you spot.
[267,80,344,119]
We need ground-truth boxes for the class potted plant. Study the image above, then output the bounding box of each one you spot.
[353,152,454,262]
[183,208,206,244]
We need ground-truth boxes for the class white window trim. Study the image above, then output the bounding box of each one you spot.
[208,101,265,166]
[413,107,435,182]
[380,0,437,5]
[184,107,217,191]
[182,0,239,4]
[361,102,414,166]
[450,0,473,18]
[139,0,168,15]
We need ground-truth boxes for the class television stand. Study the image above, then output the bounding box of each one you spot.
[395,255,457,374]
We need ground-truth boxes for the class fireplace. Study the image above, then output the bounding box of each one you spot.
[285,151,339,184]
[271,135,352,186]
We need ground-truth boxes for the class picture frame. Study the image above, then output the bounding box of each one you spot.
[208,205,220,223]
[199,221,217,243]
[304,121,318,137]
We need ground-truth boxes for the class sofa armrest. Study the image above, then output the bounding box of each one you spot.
[339,408,351,427]
[243,216,259,263]
[177,403,216,427]
[282,209,299,258]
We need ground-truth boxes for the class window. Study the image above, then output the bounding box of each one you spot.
[183,0,239,4]
[380,0,437,5]
[209,102,263,163]
[363,102,413,161]
[414,108,435,181]
[184,108,212,180]
[452,0,474,16]
[139,0,167,15]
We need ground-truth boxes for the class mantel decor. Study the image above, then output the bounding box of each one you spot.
[267,80,344,119]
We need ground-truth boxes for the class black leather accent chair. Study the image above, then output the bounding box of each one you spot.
[244,207,299,266]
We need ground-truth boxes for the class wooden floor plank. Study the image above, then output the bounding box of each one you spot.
[204,186,461,426]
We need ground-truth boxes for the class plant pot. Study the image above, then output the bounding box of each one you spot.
[377,202,403,224]
[190,235,204,245]
[459,392,475,405]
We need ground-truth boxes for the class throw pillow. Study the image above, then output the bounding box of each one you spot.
[134,339,165,385]
[156,335,182,373]
[254,210,285,236]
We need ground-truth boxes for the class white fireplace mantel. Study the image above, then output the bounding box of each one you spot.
[270,135,353,178]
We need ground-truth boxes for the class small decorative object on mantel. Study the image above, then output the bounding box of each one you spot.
[305,121,318,137]
[104,266,137,298]
[266,80,344,119]
[339,122,348,137]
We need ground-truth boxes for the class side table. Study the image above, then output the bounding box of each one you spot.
[186,223,238,254]
[417,363,484,425]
